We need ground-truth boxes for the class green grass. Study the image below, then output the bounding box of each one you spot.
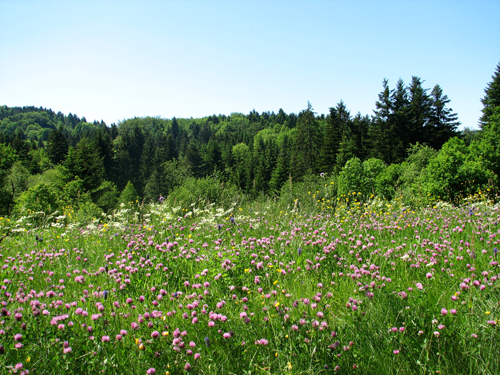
[1,197,500,374]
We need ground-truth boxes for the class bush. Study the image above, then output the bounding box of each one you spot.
[278,173,337,212]
[337,157,387,200]
[119,181,139,206]
[14,183,61,217]
[375,163,402,200]
[421,137,494,201]
[166,176,242,209]
[337,157,365,197]
[92,180,118,212]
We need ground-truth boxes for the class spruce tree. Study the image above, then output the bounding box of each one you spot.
[64,138,104,191]
[407,76,432,146]
[46,127,68,165]
[294,102,322,178]
[480,62,500,129]
[119,181,139,206]
[321,102,347,173]
[427,84,460,149]
[371,79,404,164]
[390,78,410,163]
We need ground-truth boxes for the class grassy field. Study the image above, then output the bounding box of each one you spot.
[1,197,499,374]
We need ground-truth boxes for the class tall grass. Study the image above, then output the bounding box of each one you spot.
[1,194,500,374]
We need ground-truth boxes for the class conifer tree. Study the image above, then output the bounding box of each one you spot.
[427,84,460,149]
[46,127,68,165]
[64,137,104,191]
[480,62,500,129]
[119,181,139,205]
[407,76,432,146]
[390,78,410,163]
[294,102,322,178]
[371,79,402,164]
[320,102,345,173]
[269,131,294,193]
[231,143,252,192]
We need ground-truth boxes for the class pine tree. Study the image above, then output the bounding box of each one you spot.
[480,62,500,129]
[112,121,144,192]
[321,102,346,173]
[140,134,156,187]
[231,143,252,192]
[269,131,294,193]
[64,138,104,191]
[203,139,223,175]
[253,136,268,194]
[371,79,404,164]
[427,84,460,149]
[170,117,180,141]
[186,141,204,178]
[390,78,410,163]
[93,129,114,181]
[119,181,139,205]
[46,127,68,165]
[407,76,432,146]
[294,102,322,178]
[350,113,371,161]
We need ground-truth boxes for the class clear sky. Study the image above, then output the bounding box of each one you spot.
[1,0,499,129]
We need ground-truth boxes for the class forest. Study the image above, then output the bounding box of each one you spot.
[0,64,499,219]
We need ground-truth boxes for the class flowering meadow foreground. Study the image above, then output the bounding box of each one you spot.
[1,198,500,375]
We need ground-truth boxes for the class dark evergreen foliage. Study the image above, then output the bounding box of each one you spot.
[480,63,500,129]
[0,68,490,210]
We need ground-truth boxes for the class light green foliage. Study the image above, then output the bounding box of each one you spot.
[74,200,103,223]
[397,143,438,202]
[166,175,242,209]
[375,163,402,200]
[62,176,92,208]
[119,180,139,206]
[27,167,66,191]
[28,148,51,173]
[162,158,192,195]
[363,158,386,195]
[399,143,438,186]
[337,157,364,197]
[13,182,60,216]
[337,157,387,199]
[472,106,500,177]
[422,137,494,201]
[6,161,30,200]
[278,173,337,212]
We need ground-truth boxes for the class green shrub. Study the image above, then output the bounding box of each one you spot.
[278,173,337,212]
[166,175,242,209]
[420,137,494,201]
[92,180,118,212]
[14,183,61,217]
[337,157,387,199]
[119,181,139,206]
[375,163,402,200]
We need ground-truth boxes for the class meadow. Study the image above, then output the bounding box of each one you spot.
[1,195,500,375]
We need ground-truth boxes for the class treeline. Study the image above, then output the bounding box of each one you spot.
[0,66,498,218]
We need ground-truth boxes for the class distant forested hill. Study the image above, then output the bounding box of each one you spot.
[0,67,498,217]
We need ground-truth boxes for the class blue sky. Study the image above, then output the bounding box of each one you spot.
[1,0,499,129]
